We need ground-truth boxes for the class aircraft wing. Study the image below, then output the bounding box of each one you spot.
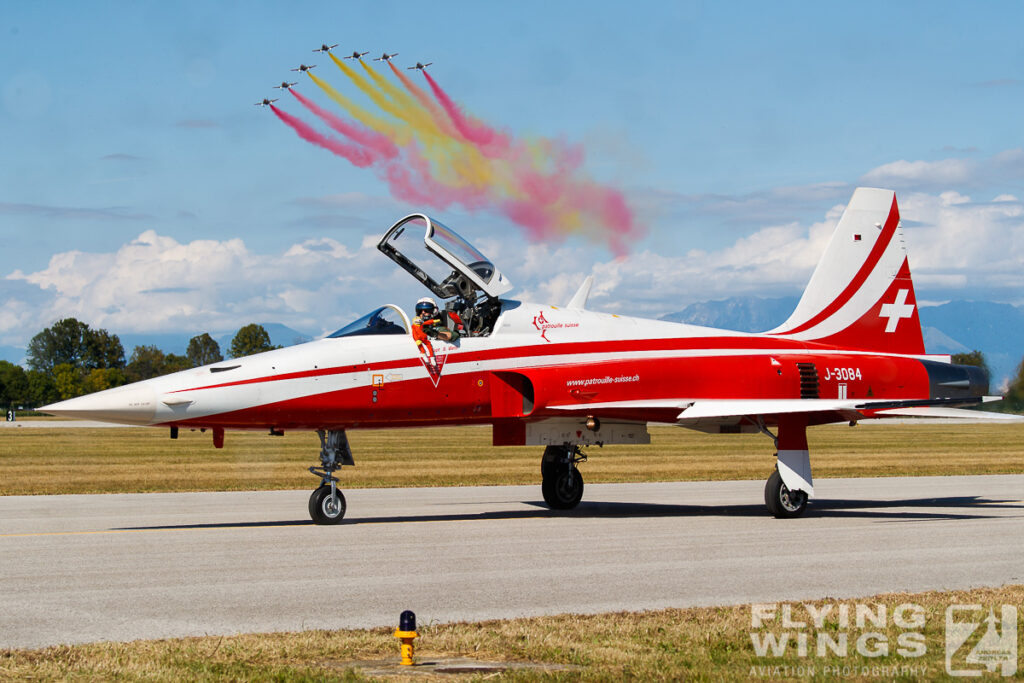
[548,395,1017,425]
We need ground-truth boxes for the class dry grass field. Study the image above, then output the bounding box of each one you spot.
[1,420,1022,495]
[2,584,1020,680]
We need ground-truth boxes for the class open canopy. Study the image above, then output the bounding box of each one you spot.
[377,214,513,301]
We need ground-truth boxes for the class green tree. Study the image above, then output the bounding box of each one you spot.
[126,345,167,382]
[25,370,57,407]
[82,368,128,394]
[1004,356,1024,412]
[26,318,125,371]
[186,333,223,367]
[163,353,191,375]
[0,361,29,408]
[53,363,84,400]
[952,350,990,376]
[27,318,91,372]
[84,329,126,369]
[229,324,279,358]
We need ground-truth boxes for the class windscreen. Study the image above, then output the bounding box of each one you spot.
[429,219,495,283]
[328,306,408,338]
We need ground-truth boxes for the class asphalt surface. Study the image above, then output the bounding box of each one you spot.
[1,475,1022,650]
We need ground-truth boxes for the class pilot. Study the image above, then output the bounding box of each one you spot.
[412,297,464,369]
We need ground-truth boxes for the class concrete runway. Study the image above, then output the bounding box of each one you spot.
[1,475,1022,650]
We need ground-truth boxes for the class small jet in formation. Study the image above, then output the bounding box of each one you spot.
[290,64,316,72]
[254,98,278,106]
[44,189,1017,525]
[407,61,432,70]
[273,81,298,90]
[313,43,338,53]
[343,51,369,60]
[373,52,399,62]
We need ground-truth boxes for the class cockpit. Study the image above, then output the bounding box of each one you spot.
[327,305,409,339]
[327,215,512,342]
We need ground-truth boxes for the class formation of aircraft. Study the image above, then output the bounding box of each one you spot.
[273,81,297,90]
[44,188,1011,525]
[253,98,278,107]
[343,51,369,60]
[373,52,399,62]
[290,64,316,72]
[313,43,338,54]
[407,61,432,70]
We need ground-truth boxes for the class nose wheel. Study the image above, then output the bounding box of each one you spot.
[308,429,354,524]
[309,485,347,524]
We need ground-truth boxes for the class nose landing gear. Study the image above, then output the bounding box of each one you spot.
[308,429,354,525]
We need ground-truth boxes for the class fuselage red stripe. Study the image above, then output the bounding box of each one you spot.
[772,195,899,335]
[173,334,856,395]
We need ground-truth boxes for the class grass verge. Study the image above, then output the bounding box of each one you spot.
[1,422,1023,495]
[1,584,1020,680]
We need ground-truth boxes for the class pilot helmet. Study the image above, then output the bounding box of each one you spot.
[415,297,438,317]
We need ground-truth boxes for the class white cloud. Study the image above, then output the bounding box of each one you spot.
[861,158,974,187]
[5,231,383,340]
[5,163,1024,349]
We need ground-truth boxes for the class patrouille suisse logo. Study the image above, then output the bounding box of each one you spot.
[532,309,579,343]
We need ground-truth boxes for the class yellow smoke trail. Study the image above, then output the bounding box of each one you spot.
[306,72,408,144]
[327,53,438,135]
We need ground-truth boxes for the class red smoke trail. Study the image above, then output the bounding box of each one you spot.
[421,71,510,156]
[386,62,457,133]
[380,145,490,211]
[270,105,375,167]
[288,89,398,161]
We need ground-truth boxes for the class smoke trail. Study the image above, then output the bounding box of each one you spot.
[328,52,437,134]
[269,58,642,253]
[270,105,375,167]
[386,62,458,138]
[421,71,510,156]
[307,71,406,143]
[288,88,398,161]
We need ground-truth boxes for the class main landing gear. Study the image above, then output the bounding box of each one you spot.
[758,416,813,519]
[540,444,586,510]
[764,468,808,518]
[308,429,354,525]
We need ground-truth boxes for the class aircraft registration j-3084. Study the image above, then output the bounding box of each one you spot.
[44,188,1014,524]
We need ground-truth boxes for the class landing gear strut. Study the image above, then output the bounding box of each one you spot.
[758,416,813,518]
[308,429,354,525]
[540,444,586,510]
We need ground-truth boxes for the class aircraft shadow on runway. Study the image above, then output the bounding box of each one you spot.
[113,495,1019,531]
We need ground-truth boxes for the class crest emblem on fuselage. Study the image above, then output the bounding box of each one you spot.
[420,342,455,387]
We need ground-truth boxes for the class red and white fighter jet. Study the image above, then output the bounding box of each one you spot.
[44,188,1008,524]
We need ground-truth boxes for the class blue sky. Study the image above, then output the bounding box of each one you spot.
[1,1,1022,350]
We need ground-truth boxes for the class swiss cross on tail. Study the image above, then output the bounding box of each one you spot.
[880,288,914,332]
[770,188,925,354]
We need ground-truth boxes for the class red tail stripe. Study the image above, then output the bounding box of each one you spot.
[774,195,899,336]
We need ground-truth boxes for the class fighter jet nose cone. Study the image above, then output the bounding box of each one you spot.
[42,382,158,425]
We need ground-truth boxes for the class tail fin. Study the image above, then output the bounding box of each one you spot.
[770,187,925,355]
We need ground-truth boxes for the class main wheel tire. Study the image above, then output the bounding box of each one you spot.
[309,485,347,525]
[542,468,584,510]
[764,469,808,518]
